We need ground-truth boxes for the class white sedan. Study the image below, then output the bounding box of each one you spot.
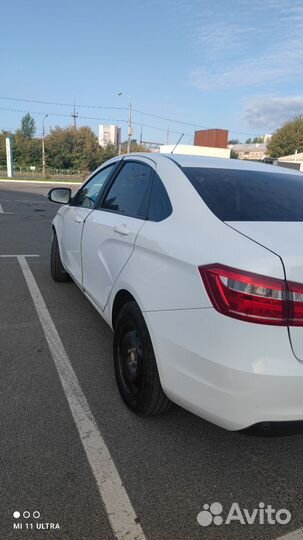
[48,153,303,431]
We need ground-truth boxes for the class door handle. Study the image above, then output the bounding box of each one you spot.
[114,224,130,236]
[74,217,83,224]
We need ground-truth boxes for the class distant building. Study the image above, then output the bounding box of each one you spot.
[230,143,268,161]
[160,144,230,159]
[277,152,303,172]
[98,125,121,148]
[194,129,228,149]
[139,139,161,152]
[263,134,272,143]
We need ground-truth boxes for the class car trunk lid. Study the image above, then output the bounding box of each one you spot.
[226,221,303,360]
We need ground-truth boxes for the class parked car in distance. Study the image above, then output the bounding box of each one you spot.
[48,153,303,431]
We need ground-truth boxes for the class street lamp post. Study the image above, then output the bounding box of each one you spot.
[42,114,48,177]
[118,92,132,153]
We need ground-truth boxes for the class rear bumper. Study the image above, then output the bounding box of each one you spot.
[144,308,303,430]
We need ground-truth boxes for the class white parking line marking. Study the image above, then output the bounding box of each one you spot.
[276,528,303,539]
[16,255,146,540]
[0,202,15,215]
[0,178,81,184]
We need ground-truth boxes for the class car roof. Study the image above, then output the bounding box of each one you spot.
[128,152,302,177]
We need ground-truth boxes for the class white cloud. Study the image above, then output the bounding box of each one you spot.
[176,0,303,91]
[190,41,301,91]
[243,96,303,130]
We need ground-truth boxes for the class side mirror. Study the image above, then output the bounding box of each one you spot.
[48,188,72,205]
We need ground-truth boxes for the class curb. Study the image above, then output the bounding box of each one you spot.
[0,178,82,185]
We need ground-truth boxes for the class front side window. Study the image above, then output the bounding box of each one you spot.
[72,164,117,208]
[101,161,152,218]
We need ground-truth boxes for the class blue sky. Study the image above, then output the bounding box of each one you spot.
[1,0,302,143]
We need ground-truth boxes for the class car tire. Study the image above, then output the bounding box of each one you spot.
[113,301,171,416]
[51,232,71,282]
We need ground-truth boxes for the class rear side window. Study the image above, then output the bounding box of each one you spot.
[101,161,152,218]
[182,167,303,221]
[148,173,172,222]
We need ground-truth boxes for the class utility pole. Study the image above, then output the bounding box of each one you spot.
[127,100,132,153]
[166,125,170,145]
[71,99,78,128]
[42,114,48,177]
[118,92,133,153]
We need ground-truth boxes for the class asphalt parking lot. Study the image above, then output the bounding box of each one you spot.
[0,180,303,540]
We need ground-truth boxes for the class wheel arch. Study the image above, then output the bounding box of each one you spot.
[111,289,137,329]
[110,287,169,397]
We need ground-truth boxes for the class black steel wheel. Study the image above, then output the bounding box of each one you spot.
[50,232,71,282]
[113,301,171,416]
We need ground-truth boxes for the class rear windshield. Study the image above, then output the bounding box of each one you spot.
[182,167,303,221]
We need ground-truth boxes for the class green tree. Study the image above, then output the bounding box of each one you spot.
[245,138,252,144]
[120,140,149,153]
[46,127,76,169]
[72,126,109,171]
[0,129,41,170]
[230,149,238,159]
[267,116,303,158]
[100,142,119,163]
[13,131,41,168]
[228,139,239,145]
[20,113,36,138]
[45,126,117,172]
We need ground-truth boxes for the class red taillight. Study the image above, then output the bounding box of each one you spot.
[198,264,303,326]
[288,281,303,326]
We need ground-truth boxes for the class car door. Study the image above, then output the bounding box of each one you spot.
[59,163,117,285]
[81,159,154,311]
